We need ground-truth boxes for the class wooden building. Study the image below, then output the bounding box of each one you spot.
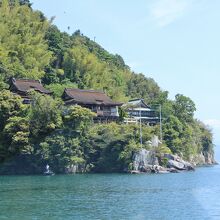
[62,88,123,121]
[9,78,52,103]
[124,99,159,125]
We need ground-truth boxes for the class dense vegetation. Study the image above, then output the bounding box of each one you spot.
[0,0,214,174]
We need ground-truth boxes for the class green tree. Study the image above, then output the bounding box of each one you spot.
[63,46,128,101]
[85,123,154,172]
[198,121,213,153]
[72,32,129,70]
[39,135,85,173]
[63,46,108,89]
[119,139,141,166]
[45,81,77,98]
[37,105,95,173]
[43,25,73,84]
[29,92,63,137]
[64,105,95,134]
[163,115,183,154]
[3,116,31,155]
[2,0,32,7]
[173,94,196,123]
[126,73,161,104]
[0,0,52,80]
[0,90,29,161]
[0,90,27,130]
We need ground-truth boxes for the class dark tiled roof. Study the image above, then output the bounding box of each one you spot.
[11,78,52,94]
[128,99,150,108]
[63,88,123,106]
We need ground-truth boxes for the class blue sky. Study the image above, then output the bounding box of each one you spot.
[31,0,220,145]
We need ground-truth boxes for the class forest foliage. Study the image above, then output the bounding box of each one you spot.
[0,0,214,173]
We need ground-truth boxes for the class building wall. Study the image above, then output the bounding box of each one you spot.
[128,109,155,118]
[86,105,119,117]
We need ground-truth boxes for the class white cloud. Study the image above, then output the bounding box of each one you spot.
[204,119,220,129]
[150,0,190,27]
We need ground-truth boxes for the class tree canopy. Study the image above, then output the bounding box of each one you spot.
[0,0,52,80]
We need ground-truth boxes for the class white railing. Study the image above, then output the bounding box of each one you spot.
[124,118,138,124]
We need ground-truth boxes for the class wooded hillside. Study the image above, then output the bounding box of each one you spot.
[0,0,214,174]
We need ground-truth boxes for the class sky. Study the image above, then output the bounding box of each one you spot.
[31,0,220,145]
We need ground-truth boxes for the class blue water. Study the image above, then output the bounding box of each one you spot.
[0,147,220,220]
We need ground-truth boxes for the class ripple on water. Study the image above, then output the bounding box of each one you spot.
[0,166,220,219]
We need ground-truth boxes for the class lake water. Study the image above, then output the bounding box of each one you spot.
[0,147,220,220]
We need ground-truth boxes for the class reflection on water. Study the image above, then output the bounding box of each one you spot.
[0,156,220,219]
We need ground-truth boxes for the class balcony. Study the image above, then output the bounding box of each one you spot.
[96,110,117,117]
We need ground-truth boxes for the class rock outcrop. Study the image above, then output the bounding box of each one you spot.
[131,149,195,174]
[132,149,158,172]
[189,151,217,166]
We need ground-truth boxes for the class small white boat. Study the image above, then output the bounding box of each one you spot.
[43,164,55,176]
[43,170,55,176]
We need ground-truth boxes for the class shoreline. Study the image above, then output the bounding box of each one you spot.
[0,162,218,176]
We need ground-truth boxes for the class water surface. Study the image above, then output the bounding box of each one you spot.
[1,147,220,220]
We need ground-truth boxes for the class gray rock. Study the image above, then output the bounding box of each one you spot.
[189,152,218,166]
[133,149,158,171]
[167,159,194,171]
[167,160,185,170]
[132,149,195,174]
